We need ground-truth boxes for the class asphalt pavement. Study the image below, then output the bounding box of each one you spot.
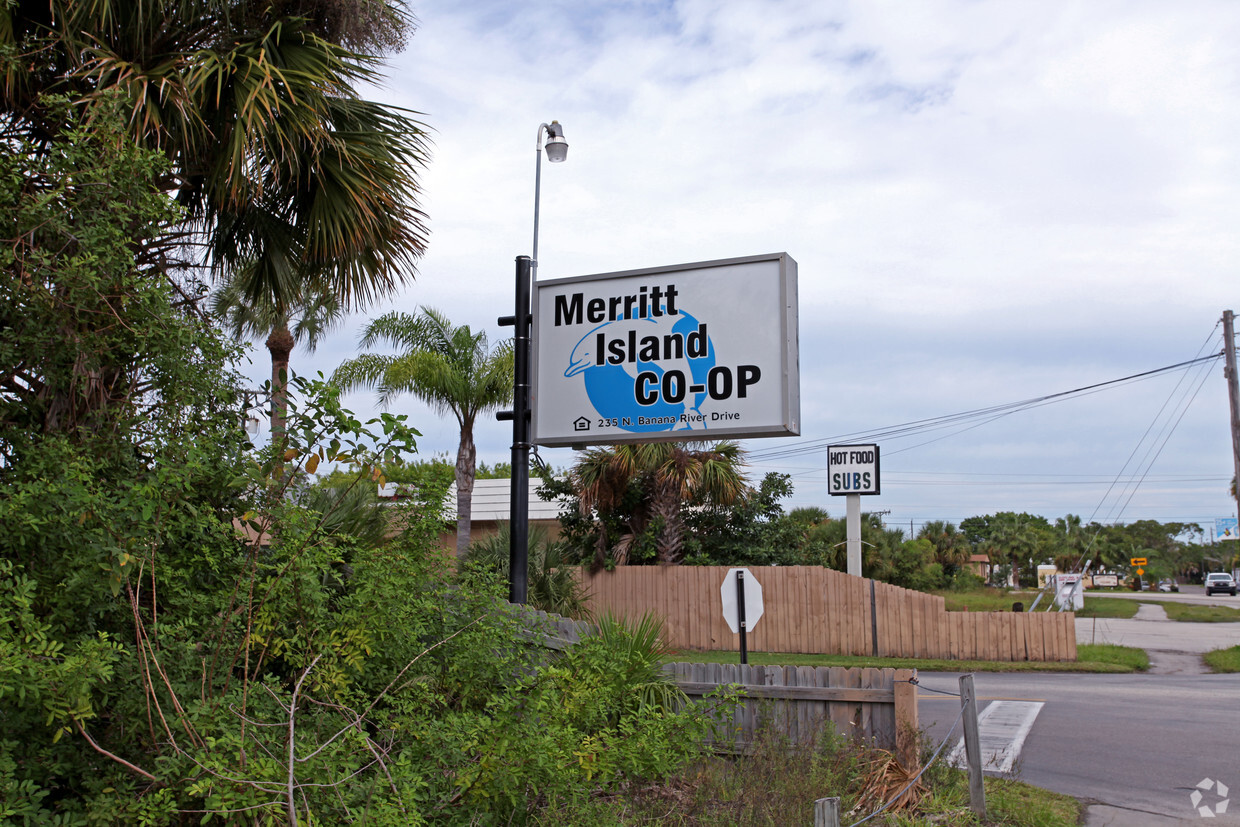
[1076,592,1240,824]
[918,591,1240,826]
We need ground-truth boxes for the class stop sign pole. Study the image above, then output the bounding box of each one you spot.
[737,570,748,664]
[721,568,763,665]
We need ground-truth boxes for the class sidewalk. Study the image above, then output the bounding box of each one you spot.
[1085,803,1240,826]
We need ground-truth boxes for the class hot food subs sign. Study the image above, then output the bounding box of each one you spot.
[532,253,800,446]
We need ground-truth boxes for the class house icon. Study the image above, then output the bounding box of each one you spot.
[573,416,591,431]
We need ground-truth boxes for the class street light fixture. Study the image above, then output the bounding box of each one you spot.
[531,121,568,275]
[499,120,568,604]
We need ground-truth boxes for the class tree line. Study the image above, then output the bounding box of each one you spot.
[528,449,1227,592]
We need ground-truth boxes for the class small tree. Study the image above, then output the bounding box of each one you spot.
[571,441,749,567]
[210,271,344,441]
[331,308,513,556]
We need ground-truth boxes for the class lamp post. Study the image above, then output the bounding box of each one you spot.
[499,121,568,604]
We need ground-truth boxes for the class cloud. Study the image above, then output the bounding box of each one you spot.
[249,0,1240,532]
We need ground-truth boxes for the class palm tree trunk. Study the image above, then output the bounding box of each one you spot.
[653,479,683,565]
[454,428,476,558]
[267,324,294,472]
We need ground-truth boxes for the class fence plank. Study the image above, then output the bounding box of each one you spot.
[807,569,826,655]
[853,575,868,655]
[845,665,863,741]
[991,612,1003,661]
[771,568,789,654]
[899,581,914,657]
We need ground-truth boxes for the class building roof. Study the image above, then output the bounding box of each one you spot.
[380,477,570,522]
[450,478,569,521]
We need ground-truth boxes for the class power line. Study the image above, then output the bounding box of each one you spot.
[1088,327,1221,527]
[747,353,1224,463]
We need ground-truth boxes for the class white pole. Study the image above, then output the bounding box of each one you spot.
[847,493,862,576]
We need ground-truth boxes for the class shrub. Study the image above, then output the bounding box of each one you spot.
[464,523,590,618]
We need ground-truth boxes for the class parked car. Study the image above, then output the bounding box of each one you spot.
[1157,579,1179,592]
[1205,573,1237,596]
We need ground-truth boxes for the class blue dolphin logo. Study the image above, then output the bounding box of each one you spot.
[564,307,715,433]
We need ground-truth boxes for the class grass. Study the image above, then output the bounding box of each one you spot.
[935,588,1039,613]
[936,587,1240,622]
[1159,601,1240,623]
[667,644,1148,673]
[532,724,1081,826]
[1073,596,1139,619]
[935,588,1139,619]
[1204,645,1240,672]
[1075,642,1149,671]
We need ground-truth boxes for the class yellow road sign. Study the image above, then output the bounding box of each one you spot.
[1130,557,1148,566]
[1137,568,1145,576]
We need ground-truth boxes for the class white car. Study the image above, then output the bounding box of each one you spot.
[1205,573,1237,596]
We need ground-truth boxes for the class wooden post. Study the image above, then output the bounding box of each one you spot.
[959,674,986,818]
[892,668,919,772]
[813,796,841,827]
[1222,311,1240,561]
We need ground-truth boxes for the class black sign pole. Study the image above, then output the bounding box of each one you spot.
[737,570,748,665]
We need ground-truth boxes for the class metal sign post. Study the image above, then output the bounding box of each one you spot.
[737,570,748,665]
[721,568,763,665]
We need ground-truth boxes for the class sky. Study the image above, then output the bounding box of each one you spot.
[239,0,1240,538]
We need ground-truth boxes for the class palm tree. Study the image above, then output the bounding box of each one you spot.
[4,0,429,328]
[210,267,343,440]
[331,308,514,557]
[917,520,970,572]
[1052,514,1088,573]
[573,441,748,567]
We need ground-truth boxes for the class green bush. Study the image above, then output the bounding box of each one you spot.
[0,99,727,826]
[464,524,590,618]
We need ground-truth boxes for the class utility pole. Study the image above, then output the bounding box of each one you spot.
[1223,310,1240,567]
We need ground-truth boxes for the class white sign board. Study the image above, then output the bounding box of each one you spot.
[827,444,880,496]
[1053,573,1083,611]
[720,568,764,634]
[532,253,799,446]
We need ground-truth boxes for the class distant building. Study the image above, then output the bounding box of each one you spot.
[379,477,570,550]
[966,553,993,581]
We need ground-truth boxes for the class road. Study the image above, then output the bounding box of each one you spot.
[917,671,1240,823]
[915,591,1240,824]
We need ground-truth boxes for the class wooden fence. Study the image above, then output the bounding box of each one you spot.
[513,605,593,650]
[664,663,918,768]
[578,565,1076,662]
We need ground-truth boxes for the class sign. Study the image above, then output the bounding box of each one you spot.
[827,444,880,496]
[720,568,764,634]
[1053,573,1084,611]
[531,253,800,446]
[1091,574,1119,588]
[1130,557,1147,567]
[1218,518,1239,541]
